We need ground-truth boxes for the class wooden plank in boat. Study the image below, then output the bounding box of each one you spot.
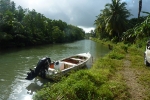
[62,61,76,65]
[70,58,84,61]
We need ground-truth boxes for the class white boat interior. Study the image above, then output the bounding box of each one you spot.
[49,55,88,71]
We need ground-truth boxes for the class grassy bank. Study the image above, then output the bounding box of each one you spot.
[33,38,150,100]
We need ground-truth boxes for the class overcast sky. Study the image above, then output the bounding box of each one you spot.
[12,0,150,32]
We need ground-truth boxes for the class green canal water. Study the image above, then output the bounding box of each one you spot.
[0,39,110,100]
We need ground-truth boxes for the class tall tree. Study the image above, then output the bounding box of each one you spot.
[94,8,110,39]
[104,0,131,41]
[0,0,85,48]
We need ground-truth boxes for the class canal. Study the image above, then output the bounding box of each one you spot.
[0,39,110,100]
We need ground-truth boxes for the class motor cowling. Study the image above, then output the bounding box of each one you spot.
[25,57,51,80]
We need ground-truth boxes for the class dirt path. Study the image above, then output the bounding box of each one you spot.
[121,55,146,100]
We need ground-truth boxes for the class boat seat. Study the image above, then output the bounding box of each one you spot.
[70,58,84,61]
[62,61,76,66]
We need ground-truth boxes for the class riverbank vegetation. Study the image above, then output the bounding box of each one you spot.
[0,0,85,49]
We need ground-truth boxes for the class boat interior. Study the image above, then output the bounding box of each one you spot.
[49,56,87,70]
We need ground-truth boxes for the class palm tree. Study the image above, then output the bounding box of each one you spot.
[138,0,142,18]
[104,0,131,41]
[94,8,111,39]
[94,14,106,39]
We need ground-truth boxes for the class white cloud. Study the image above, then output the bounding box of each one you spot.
[78,26,95,33]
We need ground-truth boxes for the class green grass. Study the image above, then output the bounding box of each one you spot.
[33,38,150,100]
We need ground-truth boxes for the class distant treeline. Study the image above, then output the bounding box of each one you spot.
[0,0,85,48]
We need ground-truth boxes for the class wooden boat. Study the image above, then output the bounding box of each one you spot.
[25,52,91,80]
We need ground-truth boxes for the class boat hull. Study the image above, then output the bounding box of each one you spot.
[44,52,91,80]
[45,61,87,80]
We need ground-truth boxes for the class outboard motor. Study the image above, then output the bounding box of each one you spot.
[25,57,51,80]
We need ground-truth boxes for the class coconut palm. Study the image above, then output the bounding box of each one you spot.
[104,0,131,41]
[94,13,106,39]
[94,8,111,39]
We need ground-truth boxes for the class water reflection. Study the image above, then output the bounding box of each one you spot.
[8,77,50,100]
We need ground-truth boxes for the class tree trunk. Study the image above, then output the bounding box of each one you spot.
[138,0,142,18]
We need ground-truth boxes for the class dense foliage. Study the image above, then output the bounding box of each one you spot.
[123,14,150,44]
[94,0,131,42]
[0,0,85,48]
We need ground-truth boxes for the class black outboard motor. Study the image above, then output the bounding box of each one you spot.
[25,57,51,80]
